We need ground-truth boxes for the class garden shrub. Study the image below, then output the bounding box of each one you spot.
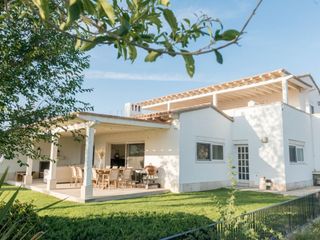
[290,219,320,240]
[0,200,45,239]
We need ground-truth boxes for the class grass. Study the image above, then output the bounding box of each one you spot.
[1,185,293,239]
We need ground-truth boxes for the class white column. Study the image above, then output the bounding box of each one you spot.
[282,78,288,104]
[47,141,58,190]
[167,102,171,111]
[24,156,33,185]
[81,123,95,200]
[212,93,218,107]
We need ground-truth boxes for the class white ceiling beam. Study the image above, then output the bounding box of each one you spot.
[142,76,293,110]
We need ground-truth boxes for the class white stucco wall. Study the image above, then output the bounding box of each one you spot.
[94,127,180,192]
[312,114,320,171]
[282,105,315,189]
[58,137,83,166]
[231,103,286,190]
[0,156,27,180]
[178,107,233,191]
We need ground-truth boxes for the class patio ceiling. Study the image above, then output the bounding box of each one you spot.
[57,112,170,137]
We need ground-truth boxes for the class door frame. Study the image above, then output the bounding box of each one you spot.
[236,144,250,184]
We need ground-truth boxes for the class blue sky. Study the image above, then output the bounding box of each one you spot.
[80,0,320,115]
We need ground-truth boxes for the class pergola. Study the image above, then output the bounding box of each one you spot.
[135,69,313,112]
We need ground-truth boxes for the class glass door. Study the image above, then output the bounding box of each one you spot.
[237,145,249,182]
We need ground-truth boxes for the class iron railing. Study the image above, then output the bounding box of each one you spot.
[161,191,320,240]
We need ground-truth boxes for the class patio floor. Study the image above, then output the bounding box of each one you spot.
[7,180,169,203]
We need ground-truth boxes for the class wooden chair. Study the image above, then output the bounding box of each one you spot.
[104,169,119,189]
[92,168,99,187]
[76,166,83,185]
[70,166,79,186]
[118,168,135,188]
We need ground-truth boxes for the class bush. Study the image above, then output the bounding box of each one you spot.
[290,219,320,240]
[0,200,44,239]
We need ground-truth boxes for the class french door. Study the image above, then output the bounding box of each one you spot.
[237,145,249,182]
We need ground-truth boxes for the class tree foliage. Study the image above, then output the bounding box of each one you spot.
[23,0,263,77]
[0,1,91,163]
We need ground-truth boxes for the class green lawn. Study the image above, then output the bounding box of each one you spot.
[2,185,293,240]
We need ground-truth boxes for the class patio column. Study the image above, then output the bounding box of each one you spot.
[212,93,218,107]
[24,156,33,185]
[47,140,58,190]
[81,122,95,200]
[282,78,288,104]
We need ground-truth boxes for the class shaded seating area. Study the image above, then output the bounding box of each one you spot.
[92,165,159,190]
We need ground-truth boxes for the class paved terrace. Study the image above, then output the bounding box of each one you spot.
[7,180,168,203]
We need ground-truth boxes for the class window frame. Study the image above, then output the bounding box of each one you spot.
[289,142,305,164]
[211,144,224,161]
[196,141,225,162]
[196,142,211,162]
[310,105,315,114]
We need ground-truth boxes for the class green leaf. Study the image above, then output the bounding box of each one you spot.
[145,51,161,62]
[182,54,195,77]
[82,0,96,15]
[79,35,110,51]
[159,0,170,6]
[32,0,49,21]
[163,9,178,32]
[215,50,223,64]
[79,39,97,51]
[219,29,240,41]
[128,45,137,62]
[117,18,130,36]
[75,38,82,50]
[98,0,115,26]
[64,0,82,30]
[0,167,8,188]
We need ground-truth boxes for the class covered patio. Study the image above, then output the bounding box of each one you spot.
[8,179,168,203]
[19,113,173,202]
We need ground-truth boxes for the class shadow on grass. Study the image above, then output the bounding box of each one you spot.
[41,211,213,240]
[40,188,291,212]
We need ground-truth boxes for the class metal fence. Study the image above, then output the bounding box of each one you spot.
[161,191,320,240]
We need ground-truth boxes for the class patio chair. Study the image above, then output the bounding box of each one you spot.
[104,169,119,189]
[76,166,83,185]
[70,166,80,186]
[92,168,99,187]
[118,168,135,188]
[143,165,159,186]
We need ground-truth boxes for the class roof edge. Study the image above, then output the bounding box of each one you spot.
[173,104,234,122]
[297,74,320,94]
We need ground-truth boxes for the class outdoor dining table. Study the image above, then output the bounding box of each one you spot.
[96,169,110,188]
[96,168,125,189]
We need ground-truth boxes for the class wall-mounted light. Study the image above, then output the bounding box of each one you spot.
[36,147,41,155]
[261,137,268,143]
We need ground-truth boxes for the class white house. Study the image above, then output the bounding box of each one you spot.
[2,68,320,201]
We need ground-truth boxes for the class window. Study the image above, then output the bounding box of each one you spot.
[212,144,224,160]
[297,148,304,162]
[197,142,224,161]
[127,143,145,169]
[127,143,144,157]
[289,145,304,163]
[310,105,315,114]
[289,145,297,163]
[197,143,211,161]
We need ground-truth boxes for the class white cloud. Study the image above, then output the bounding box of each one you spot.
[85,70,206,82]
[174,1,252,22]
